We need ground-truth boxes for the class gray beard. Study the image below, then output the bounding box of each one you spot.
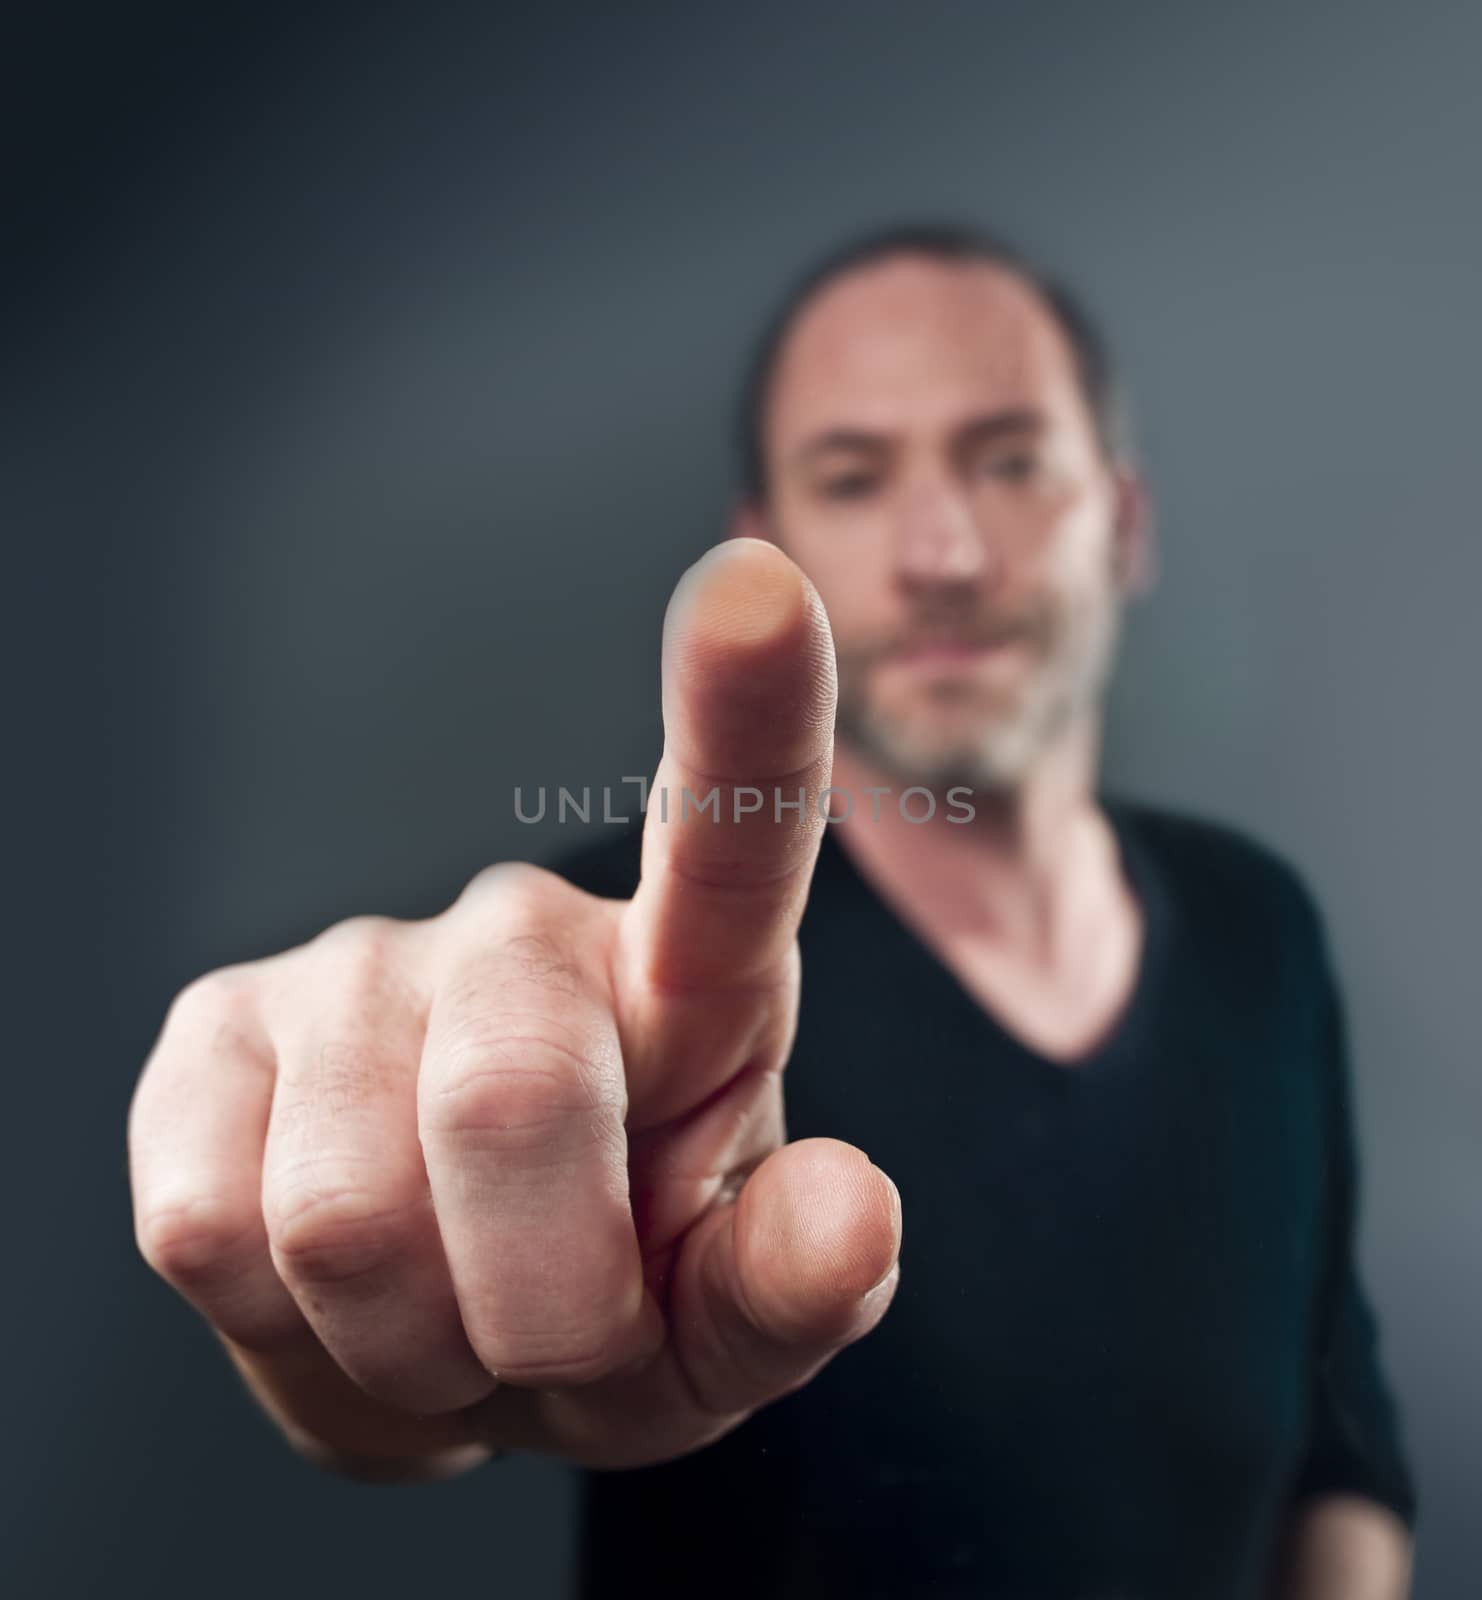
[834,596,1124,797]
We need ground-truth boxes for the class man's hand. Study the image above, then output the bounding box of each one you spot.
[127,538,902,1478]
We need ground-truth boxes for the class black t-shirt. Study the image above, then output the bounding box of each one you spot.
[554,796,1416,1600]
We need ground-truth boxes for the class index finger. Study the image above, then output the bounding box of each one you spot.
[619,537,837,998]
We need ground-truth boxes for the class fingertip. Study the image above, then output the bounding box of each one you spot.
[664,537,819,661]
[739,1139,902,1327]
[651,539,836,829]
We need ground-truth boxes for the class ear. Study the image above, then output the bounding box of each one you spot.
[1109,464,1156,597]
[728,497,777,547]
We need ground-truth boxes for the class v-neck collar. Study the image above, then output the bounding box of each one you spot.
[809,794,1174,1088]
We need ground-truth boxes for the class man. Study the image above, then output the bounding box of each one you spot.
[127,225,1416,1598]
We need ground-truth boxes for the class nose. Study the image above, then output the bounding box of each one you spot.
[893,475,992,586]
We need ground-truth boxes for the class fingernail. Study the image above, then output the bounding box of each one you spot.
[860,1259,901,1307]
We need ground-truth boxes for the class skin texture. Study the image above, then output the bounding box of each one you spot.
[129,249,1410,1589]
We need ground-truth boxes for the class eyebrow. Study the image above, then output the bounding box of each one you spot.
[788,408,1047,472]
[955,408,1046,446]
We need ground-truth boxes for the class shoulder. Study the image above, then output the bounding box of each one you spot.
[1107,794,1332,991]
[541,822,646,900]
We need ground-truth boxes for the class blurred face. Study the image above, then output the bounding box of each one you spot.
[753,254,1144,793]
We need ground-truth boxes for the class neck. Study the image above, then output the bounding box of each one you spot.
[827,719,1119,955]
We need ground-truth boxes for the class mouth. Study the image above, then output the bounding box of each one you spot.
[889,634,1025,670]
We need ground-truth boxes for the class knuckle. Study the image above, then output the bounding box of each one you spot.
[459,860,556,908]
[168,966,257,1032]
[136,1193,262,1289]
[308,917,413,1006]
[312,913,401,962]
[452,864,586,945]
[266,1175,423,1285]
[427,1034,616,1146]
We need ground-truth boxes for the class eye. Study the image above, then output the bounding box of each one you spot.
[818,473,880,501]
[977,451,1038,483]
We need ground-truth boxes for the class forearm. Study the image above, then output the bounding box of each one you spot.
[1264,1494,1413,1600]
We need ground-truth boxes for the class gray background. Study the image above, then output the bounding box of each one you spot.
[16,1,1477,1594]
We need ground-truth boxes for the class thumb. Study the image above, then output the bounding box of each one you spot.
[670,1137,903,1417]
